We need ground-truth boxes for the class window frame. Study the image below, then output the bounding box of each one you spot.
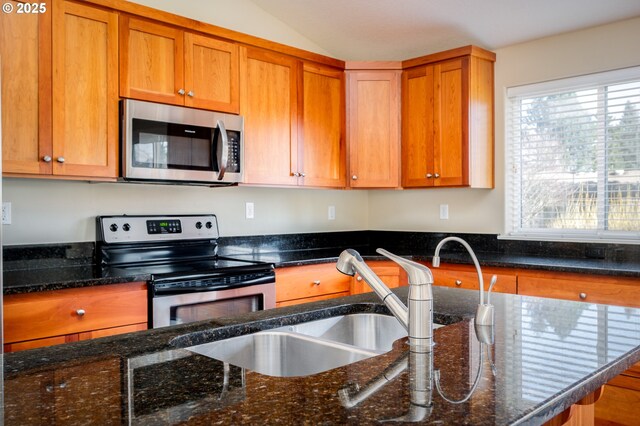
[502,66,640,245]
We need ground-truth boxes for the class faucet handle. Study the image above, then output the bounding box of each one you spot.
[376,248,433,285]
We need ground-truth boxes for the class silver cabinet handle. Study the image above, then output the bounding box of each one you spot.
[300,172,306,177]
[313,280,321,286]
[57,157,65,163]
[187,91,194,97]
[356,275,363,282]
[455,280,462,286]
[293,172,300,177]
[178,88,185,95]
[46,385,54,393]
[352,175,358,180]
[426,173,433,178]
[43,155,52,163]
[434,173,440,178]
[579,293,587,300]
[58,382,67,389]
[76,309,85,316]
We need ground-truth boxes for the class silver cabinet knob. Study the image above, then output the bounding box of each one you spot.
[434,173,440,178]
[313,280,321,286]
[76,309,85,316]
[43,155,52,163]
[46,385,54,393]
[455,280,462,286]
[293,172,300,177]
[57,157,65,163]
[356,275,363,281]
[178,88,185,95]
[187,90,194,97]
[58,382,67,389]
[426,173,433,178]
[300,172,306,177]
[352,175,358,180]
[579,293,587,300]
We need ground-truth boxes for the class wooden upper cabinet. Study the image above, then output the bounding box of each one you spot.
[402,50,495,188]
[346,69,401,188]
[52,1,119,178]
[299,63,345,188]
[241,46,299,185]
[120,16,239,113]
[1,0,52,175]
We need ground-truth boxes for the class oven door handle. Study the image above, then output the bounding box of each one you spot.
[215,120,229,181]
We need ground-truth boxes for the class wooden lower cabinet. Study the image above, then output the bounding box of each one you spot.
[428,262,517,294]
[4,357,122,425]
[3,282,148,352]
[350,260,406,295]
[276,263,351,307]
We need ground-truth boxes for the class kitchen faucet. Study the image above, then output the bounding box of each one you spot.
[432,236,496,327]
[336,248,434,352]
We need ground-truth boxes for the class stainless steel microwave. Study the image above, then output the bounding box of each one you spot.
[121,99,244,185]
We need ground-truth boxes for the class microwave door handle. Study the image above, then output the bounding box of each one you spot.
[215,120,229,180]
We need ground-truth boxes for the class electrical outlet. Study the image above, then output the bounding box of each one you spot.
[2,202,11,225]
[439,204,449,220]
[245,202,255,219]
[328,205,336,220]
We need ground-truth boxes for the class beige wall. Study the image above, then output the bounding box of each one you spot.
[2,179,368,244]
[3,2,640,245]
[368,16,640,233]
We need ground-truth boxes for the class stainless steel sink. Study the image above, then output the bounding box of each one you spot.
[187,330,379,377]
[271,313,408,353]
[186,313,440,378]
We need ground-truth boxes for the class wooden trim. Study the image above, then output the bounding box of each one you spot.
[345,61,402,70]
[80,0,344,68]
[39,0,53,174]
[402,45,496,69]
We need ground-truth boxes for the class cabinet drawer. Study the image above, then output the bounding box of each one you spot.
[431,266,517,294]
[518,274,640,308]
[4,282,147,343]
[276,264,351,303]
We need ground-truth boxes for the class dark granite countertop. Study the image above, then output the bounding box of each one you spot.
[4,231,640,294]
[4,287,640,425]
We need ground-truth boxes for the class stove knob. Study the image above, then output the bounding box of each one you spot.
[122,223,131,232]
[195,221,203,229]
[205,221,213,229]
[109,223,118,232]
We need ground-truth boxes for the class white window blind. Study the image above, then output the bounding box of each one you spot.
[505,67,640,243]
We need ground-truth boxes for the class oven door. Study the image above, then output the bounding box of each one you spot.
[152,282,276,328]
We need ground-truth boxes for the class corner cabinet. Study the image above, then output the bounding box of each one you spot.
[119,15,239,113]
[241,46,345,188]
[402,47,495,188]
[346,65,402,188]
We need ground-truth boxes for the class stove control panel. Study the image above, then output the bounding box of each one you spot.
[97,215,219,244]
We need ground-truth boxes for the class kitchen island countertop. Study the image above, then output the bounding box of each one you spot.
[4,285,640,425]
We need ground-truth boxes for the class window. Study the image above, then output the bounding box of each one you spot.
[505,67,640,242]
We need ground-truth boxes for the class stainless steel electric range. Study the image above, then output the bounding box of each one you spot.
[96,214,275,328]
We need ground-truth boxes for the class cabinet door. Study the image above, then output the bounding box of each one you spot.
[119,16,184,105]
[347,71,401,188]
[300,63,345,188]
[1,0,52,175]
[241,47,299,185]
[184,33,239,113]
[401,65,434,187]
[52,1,118,178]
[433,58,468,186]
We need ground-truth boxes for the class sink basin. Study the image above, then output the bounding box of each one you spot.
[186,313,443,378]
[271,313,408,353]
[187,331,379,377]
